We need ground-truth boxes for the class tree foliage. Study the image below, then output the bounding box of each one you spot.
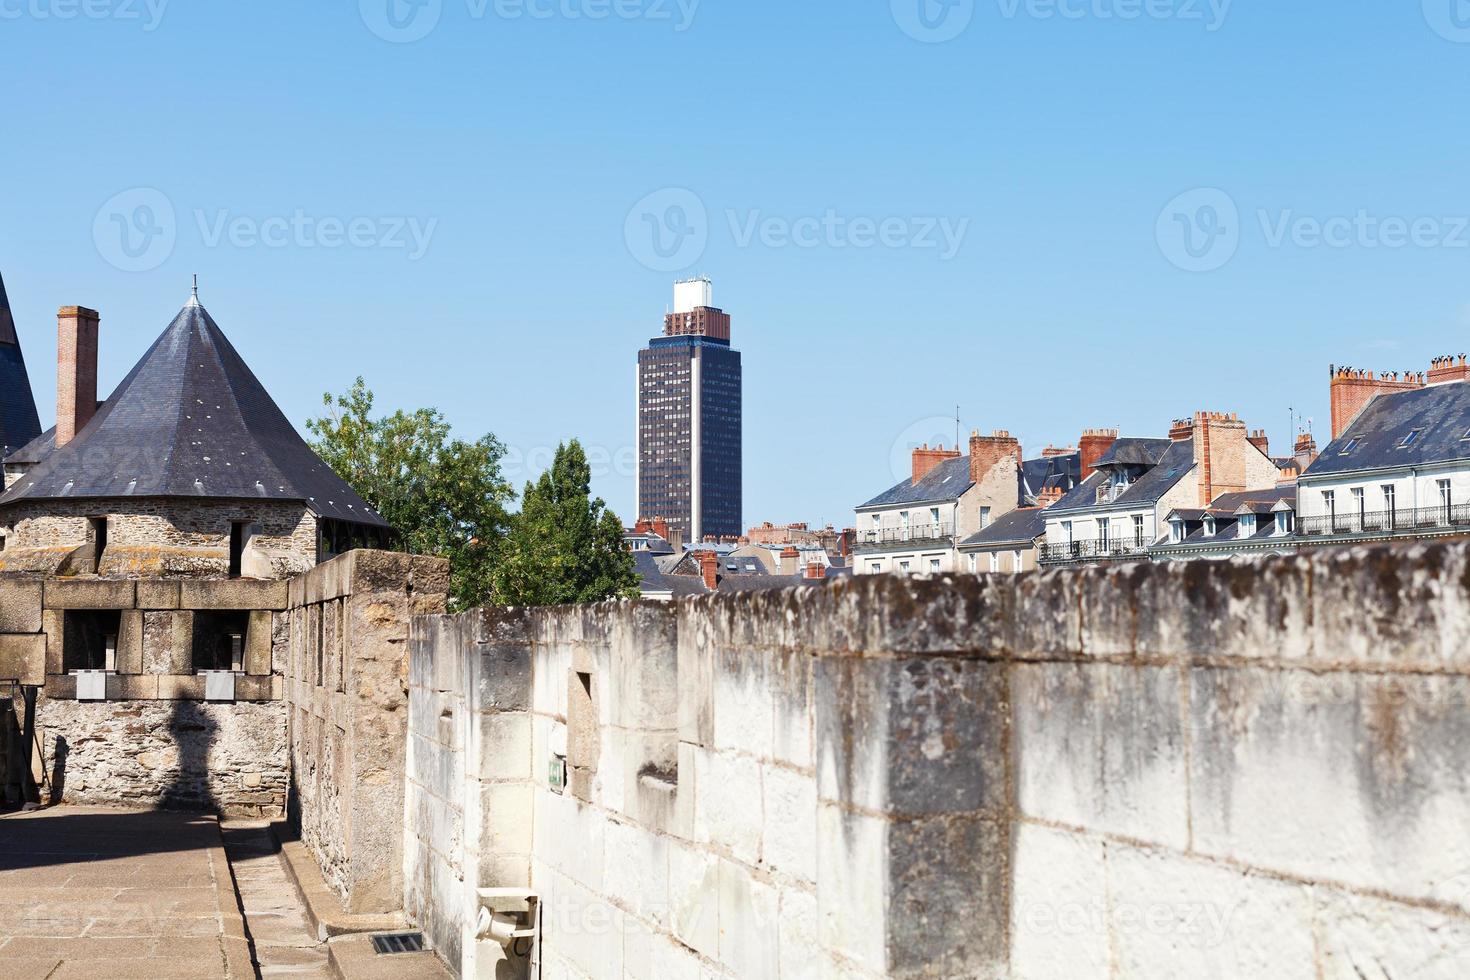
[306,377,514,611]
[492,440,640,606]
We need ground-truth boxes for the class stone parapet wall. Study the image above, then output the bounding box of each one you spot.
[407,538,1470,979]
[283,549,450,915]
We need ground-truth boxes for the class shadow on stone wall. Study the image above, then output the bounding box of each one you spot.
[160,700,218,814]
[47,735,67,806]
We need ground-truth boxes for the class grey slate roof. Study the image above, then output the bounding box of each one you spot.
[1020,452,1081,503]
[959,507,1047,549]
[0,297,387,528]
[1303,383,1470,478]
[0,272,44,458]
[1049,439,1196,514]
[858,455,973,509]
[1095,438,1171,469]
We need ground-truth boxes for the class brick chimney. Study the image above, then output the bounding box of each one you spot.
[804,562,826,580]
[1168,419,1193,442]
[1191,411,1249,507]
[779,546,800,576]
[695,551,719,591]
[912,443,961,483]
[1428,354,1470,385]
[1078,429,1119,481]
[1329,365,1424,439]
[1294,432,1318,470]
[969,430,1022,488]
[56,306,100,448]
[1036,486,1064,508]
[1247,429,1270,456]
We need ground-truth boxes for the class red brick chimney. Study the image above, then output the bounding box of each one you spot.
[969,430,1022,488]
[1036,486,1064,508]
[1078,429,1119,481]
[56,306,100,448]
[779,546,800,576]
[912,443,961,483]
[1428,354,1470,385]
[1330,365,1424,439]
[1247,429,1270,456]
[695,551,719,591]
[1168,419,1193,442]
[804,562,826,580]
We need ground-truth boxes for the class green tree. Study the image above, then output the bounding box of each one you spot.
[306,378,514,611]
[493,440,639,606]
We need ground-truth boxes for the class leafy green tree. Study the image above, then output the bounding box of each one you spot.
[493,440,639,606]
[306,378,514,611]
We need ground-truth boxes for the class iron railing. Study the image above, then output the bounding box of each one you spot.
[855,522,955,547]
[1297,503,1470,537]
[1040,538,1151,563]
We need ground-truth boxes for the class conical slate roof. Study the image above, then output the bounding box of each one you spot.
[0,271,44,457]
[0,295,388,528]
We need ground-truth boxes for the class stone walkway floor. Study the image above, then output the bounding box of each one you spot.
[0,805,254,978]
[219,821,330,978]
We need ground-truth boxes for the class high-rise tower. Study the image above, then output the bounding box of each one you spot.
[636,278,742,546]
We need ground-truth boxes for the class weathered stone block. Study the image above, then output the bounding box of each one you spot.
[236,675,275,701]
[0,634,46,685]
[815,655,1008,816]
[1010,823,1110,980]
[0,578,43,633]
[42,609,62,674]
[136,580,181,610]
[180,579,288,611]
[105,673,158,700]
[668,839,719,958]
[478,711,531,782]
[116,609,144,675]
[44,579,136,610]
[1189,666,1470,904]
[243,610,272,677]
[1013,662,1189,849]
[762,763,817,883]
[694,747,763,864]
[717,857,779,979]
[158,674,205,700]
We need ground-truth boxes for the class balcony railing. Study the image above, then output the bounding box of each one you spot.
[1040,538,1151,564]
[855,522,955,548]
[1297,503,1470,538]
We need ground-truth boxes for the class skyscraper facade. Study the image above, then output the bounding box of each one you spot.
[636,279,742,546]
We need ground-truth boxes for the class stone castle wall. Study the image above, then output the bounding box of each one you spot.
[405,539,1470,979]
[0,498,317,579]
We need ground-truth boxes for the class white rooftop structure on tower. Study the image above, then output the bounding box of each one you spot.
[673,277,713,314]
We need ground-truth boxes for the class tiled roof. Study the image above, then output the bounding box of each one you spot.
[0,296,387,527]
[0,271,44,458]
[1303,383,1470,478]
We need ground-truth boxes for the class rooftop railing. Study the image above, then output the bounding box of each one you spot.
[855,522,955,548]
[1297,503,1470,538]
[1040,538,1151,564]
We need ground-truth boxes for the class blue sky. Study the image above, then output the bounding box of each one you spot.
[2,1,1469,528]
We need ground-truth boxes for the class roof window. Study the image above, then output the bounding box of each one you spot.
[1339,438,1360,455]
[1399,429,1424,449]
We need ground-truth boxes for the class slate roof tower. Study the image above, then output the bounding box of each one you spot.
[0,270,45,458]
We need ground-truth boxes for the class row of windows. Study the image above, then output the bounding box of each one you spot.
[1321,480,1452,521]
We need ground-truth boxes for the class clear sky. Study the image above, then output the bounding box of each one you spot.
[2,1,1468,529]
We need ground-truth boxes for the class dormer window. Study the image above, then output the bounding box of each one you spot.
[1275,510,1294,535]
[1202,516,1217,537]
[1239,514,1255,537]
[1170,520,1185,544]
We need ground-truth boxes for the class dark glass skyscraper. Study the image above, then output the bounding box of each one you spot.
[636,279,742,546]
